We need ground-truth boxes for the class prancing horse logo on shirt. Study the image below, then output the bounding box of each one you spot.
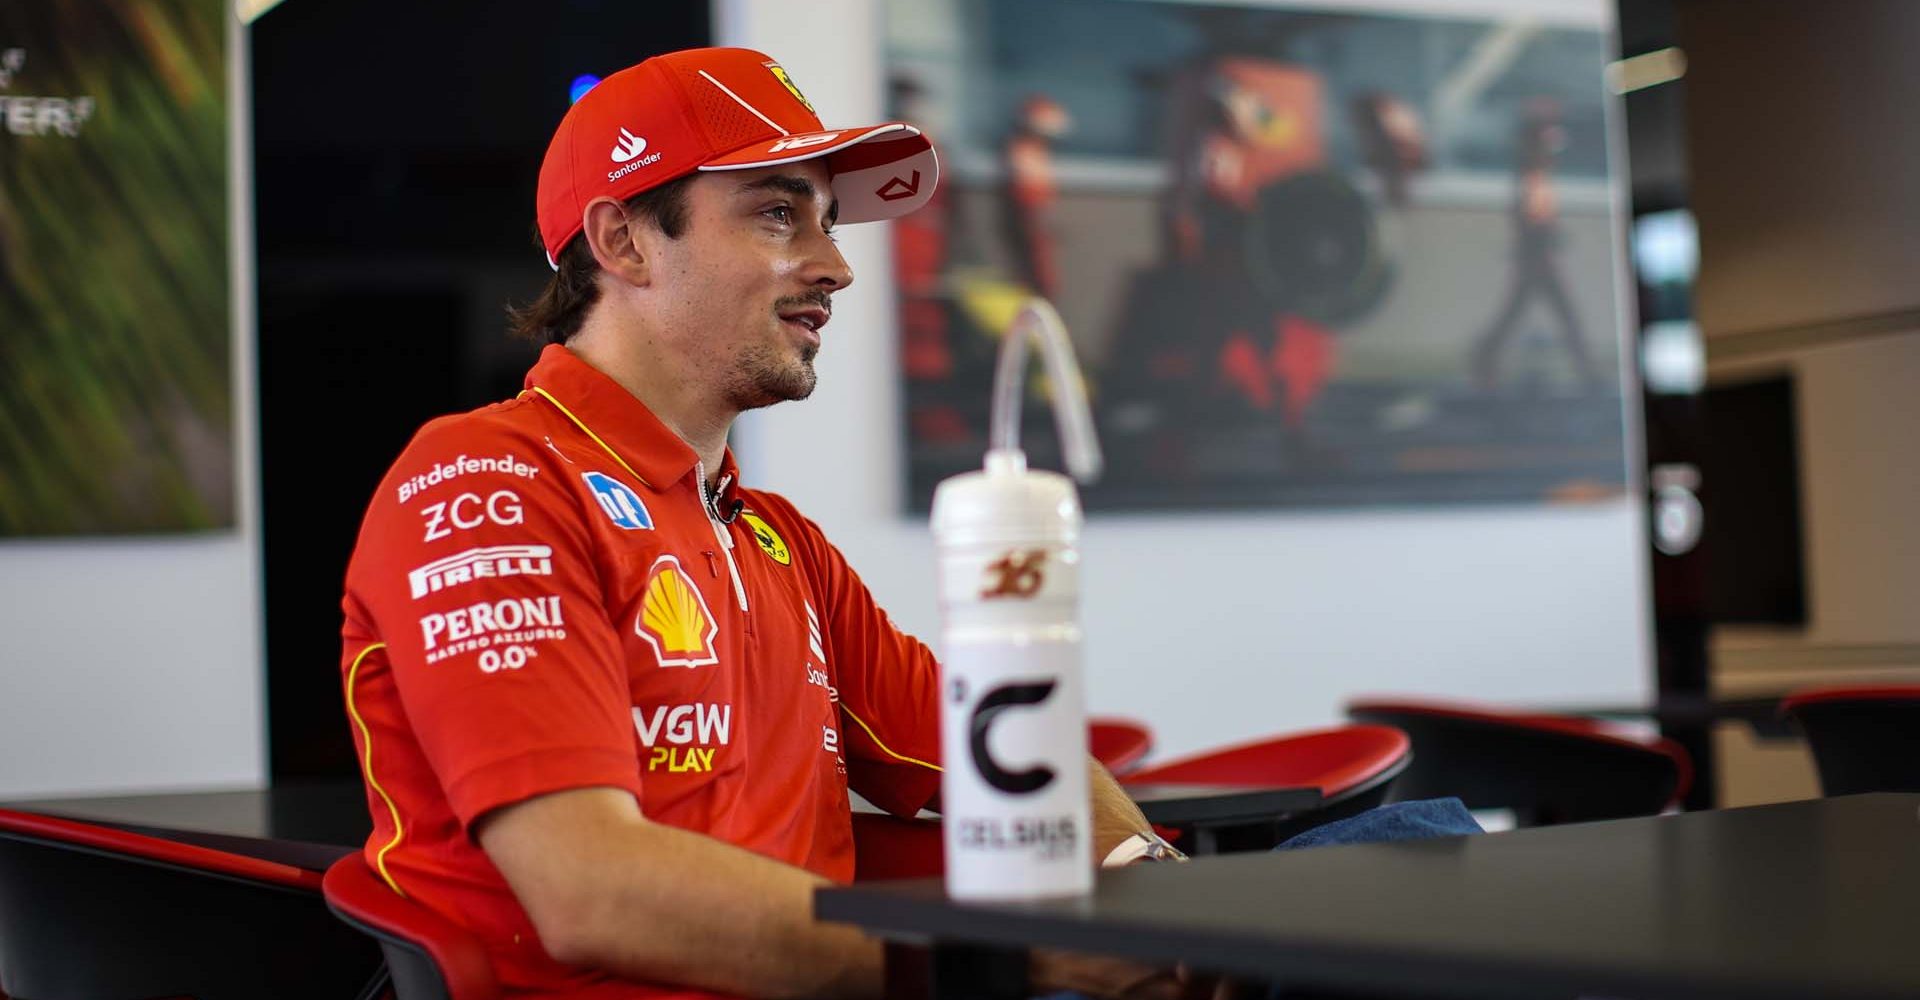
[740,512,790,566]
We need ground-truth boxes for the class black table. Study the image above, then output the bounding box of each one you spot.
[7,780,1320,867]
[819,794,1920,1000]
[6,782,369,871]
[1126,783,1323,854]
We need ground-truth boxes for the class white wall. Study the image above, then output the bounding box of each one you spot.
[721,0,1652,758]
[0,7,265,799]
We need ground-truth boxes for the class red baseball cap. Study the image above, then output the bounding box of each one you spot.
[535,47,940,267]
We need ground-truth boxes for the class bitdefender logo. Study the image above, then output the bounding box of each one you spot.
[610,127,648,163]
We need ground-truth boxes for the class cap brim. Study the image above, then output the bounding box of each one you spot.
[699,123,939,223]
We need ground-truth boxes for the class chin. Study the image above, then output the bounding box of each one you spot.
[730,365,817,411]
[779,366,819,402]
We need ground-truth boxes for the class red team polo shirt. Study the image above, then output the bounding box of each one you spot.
[340,344,945,997]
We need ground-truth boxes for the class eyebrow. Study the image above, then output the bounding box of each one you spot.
[740,173,840,227]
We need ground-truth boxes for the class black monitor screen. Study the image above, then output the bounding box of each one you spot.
[1701,374,1808,625]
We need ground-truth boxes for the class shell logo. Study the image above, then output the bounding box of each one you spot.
[634,554,719,668]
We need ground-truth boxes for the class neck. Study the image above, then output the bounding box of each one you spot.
[568,312,733,487]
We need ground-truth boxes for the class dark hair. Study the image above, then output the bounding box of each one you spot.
[508,176,695,345]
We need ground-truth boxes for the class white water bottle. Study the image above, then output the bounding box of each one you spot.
[931,300,1102,901]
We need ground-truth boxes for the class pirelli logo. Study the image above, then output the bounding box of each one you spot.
[408,544,554,599]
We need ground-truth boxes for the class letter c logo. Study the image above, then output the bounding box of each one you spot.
[968,680,1058,795]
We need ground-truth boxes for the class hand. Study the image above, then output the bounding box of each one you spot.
[1030,949,1182,1000]
[1172,963,1258,1000]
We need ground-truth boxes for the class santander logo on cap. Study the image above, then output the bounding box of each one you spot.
[606,125,664,183]
[610,127,649,163]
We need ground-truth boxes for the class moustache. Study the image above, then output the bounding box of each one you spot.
[774,290,833,317]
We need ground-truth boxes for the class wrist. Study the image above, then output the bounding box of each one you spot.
[1100,830,1187,867]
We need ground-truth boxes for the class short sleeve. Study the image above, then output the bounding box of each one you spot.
[345,415,642,829]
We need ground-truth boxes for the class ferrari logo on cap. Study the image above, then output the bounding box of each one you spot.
[635,555,719,668]
[765,62,815,114]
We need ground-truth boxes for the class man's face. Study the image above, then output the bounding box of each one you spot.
[642,160,853,412]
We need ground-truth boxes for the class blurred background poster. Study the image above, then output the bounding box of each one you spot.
[0,0,232,535]
[886,0,1629,511]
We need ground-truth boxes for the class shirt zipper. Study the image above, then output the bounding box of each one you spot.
[697,461,750,613]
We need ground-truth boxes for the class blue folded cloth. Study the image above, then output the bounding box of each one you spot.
[1276,797,1483,851]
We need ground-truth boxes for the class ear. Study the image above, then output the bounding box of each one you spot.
[581,197,651,288]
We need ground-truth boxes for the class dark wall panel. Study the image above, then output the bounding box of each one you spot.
[256,0,710,781]
[1680,0,1920,338]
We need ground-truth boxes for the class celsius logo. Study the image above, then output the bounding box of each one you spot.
[610,127,649,163]
[962,679,1060,795]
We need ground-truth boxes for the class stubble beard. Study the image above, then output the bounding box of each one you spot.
[724,340,818,412]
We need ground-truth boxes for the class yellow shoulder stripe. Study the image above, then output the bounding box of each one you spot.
[344,642,408,896]
[839,703,942,773]
[526,385,653,489]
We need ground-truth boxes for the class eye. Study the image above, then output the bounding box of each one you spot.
[764,204,795,226]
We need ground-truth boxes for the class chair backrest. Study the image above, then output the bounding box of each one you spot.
[1347,698,1691,825]
[324,852,502,1000]
[1122,724,1411,801]
[1120,725,1413,851]
[0,808,383,1000]
[1781,685,1920,796]
[1089,717,1154,774]
[850,811,945,881]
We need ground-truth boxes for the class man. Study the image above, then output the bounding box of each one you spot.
[338,47,1180,999]
[1469,97,1600,392]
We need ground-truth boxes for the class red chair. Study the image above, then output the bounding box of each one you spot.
[1346,698,1692,825]
[1089,716,1154,774]
[0,808,383,1000]
[1780,684,1920,796]
[1121,724,1413,850]
[324,852,502,1000]
[850,811,945,881]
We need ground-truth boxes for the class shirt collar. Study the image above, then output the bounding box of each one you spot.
[523,343,741,495]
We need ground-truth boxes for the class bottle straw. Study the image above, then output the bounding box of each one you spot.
[987,298,1103,483]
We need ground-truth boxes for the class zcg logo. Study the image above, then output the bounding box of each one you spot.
[952,677,1059,795]
[421,491,524,542]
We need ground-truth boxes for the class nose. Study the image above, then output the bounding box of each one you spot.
[804,225,854,292]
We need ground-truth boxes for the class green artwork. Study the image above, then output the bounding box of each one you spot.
[0,0,232,535]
